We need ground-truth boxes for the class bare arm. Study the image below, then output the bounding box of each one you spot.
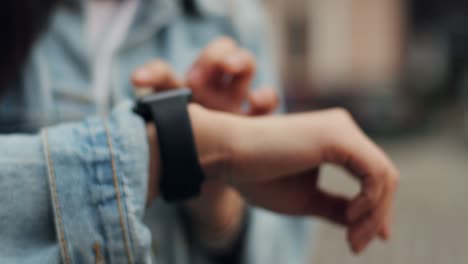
[145,104,399,254]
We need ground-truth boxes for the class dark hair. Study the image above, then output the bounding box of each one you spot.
[181,0,201,18]
[0,0,59,89]
[0,0,200,91]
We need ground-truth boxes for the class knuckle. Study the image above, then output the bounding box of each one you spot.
[375,165,391,183]
[366,172,387,200]
[326,107,357,132]
[378,163,398,181]
[367,192,380,208]
[146,60,171,75]
[270,90,280,104]
[362,185,380,208]
[376,164,399,193]
[240,49,255,60]
[329,107,354,126]
[240,50,257,71]
[376,164,389,178]
[331,107,351,118]
[152,60,170,69]
[388,169,400,190]
[213,36,237,48]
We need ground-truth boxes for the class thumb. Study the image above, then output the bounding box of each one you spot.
[131,60,182,97]
[247,87,280,116]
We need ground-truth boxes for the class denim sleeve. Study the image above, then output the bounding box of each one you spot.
[0,101,152,264]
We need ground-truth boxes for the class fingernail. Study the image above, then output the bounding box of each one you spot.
[252,89,274,104]
[134,87,153,98]
[133,68,151,81]
[383,225,391,240]
[250,91,265,104]
[225,55,244,71]
[187,68,202,85]
[350,242,361,254]
[348,197,369,223]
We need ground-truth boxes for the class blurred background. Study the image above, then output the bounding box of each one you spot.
[262,0,468,263]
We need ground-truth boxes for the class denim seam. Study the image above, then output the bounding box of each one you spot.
[41,128,72,264]
[103,121,135,264]
[93,242,106,264]
[35,50,54,125]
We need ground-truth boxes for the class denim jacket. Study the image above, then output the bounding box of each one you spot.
[0,0,314,263]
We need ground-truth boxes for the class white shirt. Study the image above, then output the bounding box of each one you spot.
[86,0,140,114]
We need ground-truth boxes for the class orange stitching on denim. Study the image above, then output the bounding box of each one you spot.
[93,242,106,264]
[104,121,134,264]
[42,129,72,264]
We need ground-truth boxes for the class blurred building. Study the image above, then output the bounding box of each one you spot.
[262,0,468,135]
[264,0,405,106]
[262,0,467,136]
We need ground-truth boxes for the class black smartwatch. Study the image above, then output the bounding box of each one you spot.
[133,88,205,202]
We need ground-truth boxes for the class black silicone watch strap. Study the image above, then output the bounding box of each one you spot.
[134,88,205,202]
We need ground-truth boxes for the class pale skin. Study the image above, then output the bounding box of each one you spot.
[131,37,399,254]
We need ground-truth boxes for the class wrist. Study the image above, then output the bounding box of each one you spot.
[144,103,245,204]
[146,123,160,204]
[188,103,242,184]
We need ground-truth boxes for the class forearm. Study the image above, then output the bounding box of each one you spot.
[146,103,399,255]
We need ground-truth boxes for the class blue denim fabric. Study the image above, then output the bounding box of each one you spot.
[0,0,313,263]
[0,103,149,264]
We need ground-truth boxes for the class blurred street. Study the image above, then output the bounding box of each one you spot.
[312,107,468,264]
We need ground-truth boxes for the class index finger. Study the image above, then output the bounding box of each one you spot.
[131,60,182,95]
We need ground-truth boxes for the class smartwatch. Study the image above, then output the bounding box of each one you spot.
[133,88,205,202]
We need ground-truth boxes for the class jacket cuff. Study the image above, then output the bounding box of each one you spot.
[42,101,151,263]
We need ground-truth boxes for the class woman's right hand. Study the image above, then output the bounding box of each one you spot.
[131,37,279,116]
[189,104,399,254]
